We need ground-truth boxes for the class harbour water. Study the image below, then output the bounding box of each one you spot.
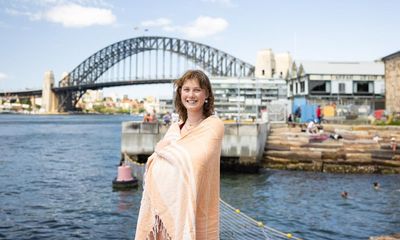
[0,115,399,240]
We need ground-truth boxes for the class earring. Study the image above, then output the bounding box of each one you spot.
[205,99,208,103]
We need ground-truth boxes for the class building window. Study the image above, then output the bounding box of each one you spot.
[353,81,373,94]
[309,81,331,94]
[300,82,305,92]
[339,83,346,93]
[262,69,265,76]
[290,83,293,93]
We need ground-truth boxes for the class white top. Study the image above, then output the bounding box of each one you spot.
[171,112,179,123]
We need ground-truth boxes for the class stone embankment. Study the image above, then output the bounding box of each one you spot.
[263,123,400,174]
[369,233,400,240]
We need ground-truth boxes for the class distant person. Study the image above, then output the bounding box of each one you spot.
[150,109,157,123]
[287,114,295,127]
[294,106,302,122]
[373,182,380,190]
[390,137,397,152]
[373,134,382,143]
[288,114,293,123]
[162,112,171,125]
[171,110,179,123]
[330,129,343,140]
[143,113,151,122]
[307,120,318,134]
[316,105,322,124]
[341,191,348,198]
[330,133,343,140]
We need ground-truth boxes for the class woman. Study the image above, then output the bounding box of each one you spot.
[135,70,224,240]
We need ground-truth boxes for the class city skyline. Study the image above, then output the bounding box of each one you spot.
[0,0,399,99]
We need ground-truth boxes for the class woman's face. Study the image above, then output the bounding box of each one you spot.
[180,78,208,115]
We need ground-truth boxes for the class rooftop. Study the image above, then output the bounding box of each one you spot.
[381,50,400,61]
[296,61,384,75]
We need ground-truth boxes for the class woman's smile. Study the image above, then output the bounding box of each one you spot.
[181,79,207,113]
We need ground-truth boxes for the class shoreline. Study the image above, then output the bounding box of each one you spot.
[263,123,400,174]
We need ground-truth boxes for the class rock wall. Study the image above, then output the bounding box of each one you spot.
[263,124,400,174]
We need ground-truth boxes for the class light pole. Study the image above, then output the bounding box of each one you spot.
[237,75,241,123]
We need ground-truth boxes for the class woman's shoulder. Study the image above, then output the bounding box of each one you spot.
[204,115,224,138]
[206,115,223,127]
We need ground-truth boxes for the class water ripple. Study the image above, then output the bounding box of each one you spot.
[1,115,400,240]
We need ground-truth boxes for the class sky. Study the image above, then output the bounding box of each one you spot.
[0,0,399,99]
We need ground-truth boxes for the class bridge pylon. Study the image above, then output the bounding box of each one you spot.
[41,71,58,113]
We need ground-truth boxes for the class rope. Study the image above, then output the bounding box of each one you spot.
[124,157,302,240]
[220,199,302,240]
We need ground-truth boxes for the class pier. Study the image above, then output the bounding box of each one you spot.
[121,121,269,172]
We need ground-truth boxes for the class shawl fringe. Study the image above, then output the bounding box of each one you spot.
[147,215,172,240]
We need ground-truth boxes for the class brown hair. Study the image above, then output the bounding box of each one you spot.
[174,70,215,122]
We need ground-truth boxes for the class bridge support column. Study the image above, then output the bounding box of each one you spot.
[41,71,59,113]
[57,92,74,112]
[30,96,36,112]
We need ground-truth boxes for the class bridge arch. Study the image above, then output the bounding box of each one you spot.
[56,36,255,111]
[60,36,255,87]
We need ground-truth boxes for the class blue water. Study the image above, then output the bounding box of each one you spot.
[0,115,399,240]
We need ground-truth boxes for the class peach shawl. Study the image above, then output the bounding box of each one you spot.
[135,116,224,240]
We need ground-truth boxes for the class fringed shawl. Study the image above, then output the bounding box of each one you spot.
[135,116,224,240]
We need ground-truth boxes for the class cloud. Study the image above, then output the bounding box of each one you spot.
[181,16,228,38]
[140,16,228,38]
[5,1,116,28]
[141,18,171,28]
[0,72,8,81]
[44,4,116,27]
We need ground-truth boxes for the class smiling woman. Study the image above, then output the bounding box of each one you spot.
[134,70,224,240]
[174,70,215,134]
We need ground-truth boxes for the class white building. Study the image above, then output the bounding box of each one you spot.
[211,77,288,121]
[287,61,385,111]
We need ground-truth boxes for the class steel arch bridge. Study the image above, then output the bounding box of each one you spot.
[55,36,255,111]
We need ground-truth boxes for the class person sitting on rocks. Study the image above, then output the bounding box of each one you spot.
[390,137,397,152]
[307,120,318,134]
[330,133,343,140]
[329,129,343,140]
[287,114,295,128]
[373,134,382,143]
